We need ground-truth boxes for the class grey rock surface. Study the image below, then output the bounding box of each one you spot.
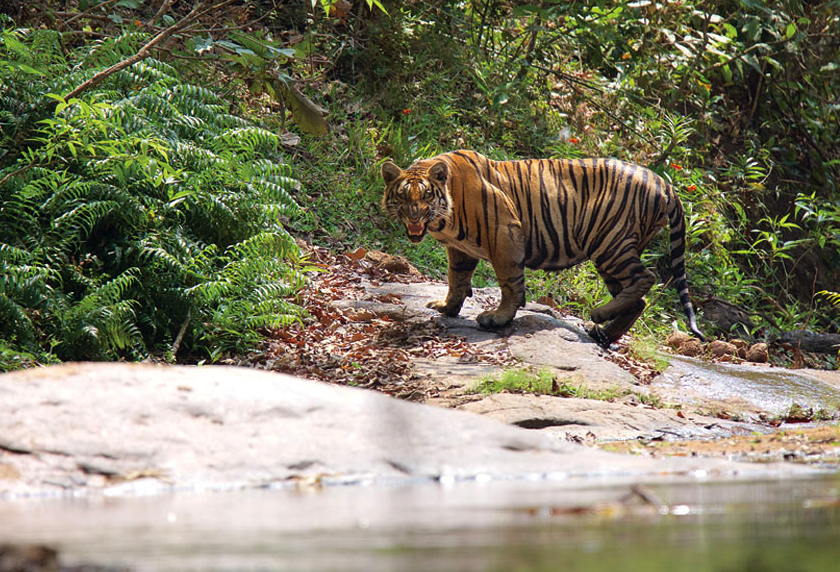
[363,279,830,441]
[0,363,810,498]
[455,392,759,442]
[364,280,637,389]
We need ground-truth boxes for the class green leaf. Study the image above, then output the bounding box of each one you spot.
[278,83,329,136]
[742,53,763,74]
[722,22,738,39]
[190,36,214,55]
[786,22,796,39]
[512,5,541,17]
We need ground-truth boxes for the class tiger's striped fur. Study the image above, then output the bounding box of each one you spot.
[381,149,704,347]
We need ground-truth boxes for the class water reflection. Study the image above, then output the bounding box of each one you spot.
[1,476,839,571]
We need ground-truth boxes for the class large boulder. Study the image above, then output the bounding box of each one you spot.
[0,363,810,498]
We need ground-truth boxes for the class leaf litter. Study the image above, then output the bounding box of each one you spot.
[256,245,515,401]
[242,244,840,467]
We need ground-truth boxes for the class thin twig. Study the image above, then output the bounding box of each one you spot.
[0,164,33,188]
[147,0,173,27]
[530,63,659,149]
[171,310,191,358]
[61,0,236,102]
[0,159,57,187]
[58,0,121,30]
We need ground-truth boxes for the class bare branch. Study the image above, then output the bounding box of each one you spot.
[61,0,236,102]
[147,0,173,27]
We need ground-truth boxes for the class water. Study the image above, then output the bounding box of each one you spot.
[655,355,840,416]
[2,475,839,571]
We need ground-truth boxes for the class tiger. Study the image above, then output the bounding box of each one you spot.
[380,149,704,348]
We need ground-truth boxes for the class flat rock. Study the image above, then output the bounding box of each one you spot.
[363,278,840,433]
[456,393,758,442]
[365,280,635,390]
[0,363,810,498]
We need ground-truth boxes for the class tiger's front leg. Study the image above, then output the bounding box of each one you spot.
[476,223,526,328]
[427,247,478,317]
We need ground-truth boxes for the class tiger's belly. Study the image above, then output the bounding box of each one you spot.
[522,231,588,271]
[525,257,587,272]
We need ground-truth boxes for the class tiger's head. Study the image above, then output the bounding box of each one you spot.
[381,159,451,243]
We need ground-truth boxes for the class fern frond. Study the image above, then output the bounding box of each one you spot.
[81,31,147,68]
[169,140,225,170]
[247,180,299,214]
[213,126,281,155]
[223,230,296,261]
[77,269,139,310]
[52,200,120,238]
[1,28,304,361]
[251,159,299,186]
[167,82,224,107]
[123,58,179,85]
[0,293,36,341]
[210,112,252,129]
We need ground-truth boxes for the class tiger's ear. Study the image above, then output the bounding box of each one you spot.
[381,161,403,185]
[428,161,449,185]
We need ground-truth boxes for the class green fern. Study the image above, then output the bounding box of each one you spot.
[51,269,145,360]
[1,23,304,365]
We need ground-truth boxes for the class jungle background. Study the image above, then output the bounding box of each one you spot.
[1,0,838,370]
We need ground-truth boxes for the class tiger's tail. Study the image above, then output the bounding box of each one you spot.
[667,189,705,341]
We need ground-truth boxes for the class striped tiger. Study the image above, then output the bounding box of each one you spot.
[381,149,704,347]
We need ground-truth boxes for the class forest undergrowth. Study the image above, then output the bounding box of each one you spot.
[1,0,838,370]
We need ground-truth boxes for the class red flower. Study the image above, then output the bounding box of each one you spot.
[670,163,682,170]
[402,108,412,115]
[687,184,697,191]
[569,137,579,144]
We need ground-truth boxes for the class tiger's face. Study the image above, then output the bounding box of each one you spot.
[381,160,451,243]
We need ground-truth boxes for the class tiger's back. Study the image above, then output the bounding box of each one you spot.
[381,150,703,346]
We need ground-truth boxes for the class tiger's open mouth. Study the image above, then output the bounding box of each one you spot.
[405,221,427,242]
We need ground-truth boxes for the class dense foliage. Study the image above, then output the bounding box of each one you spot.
[291,0,840,340]
[0,14,303,366]
[1,0,838,370]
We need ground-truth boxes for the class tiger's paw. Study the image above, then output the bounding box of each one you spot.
[590,307,610,324]
[586,322,612,349]
[476,310,514,329]
[427,299,462,317]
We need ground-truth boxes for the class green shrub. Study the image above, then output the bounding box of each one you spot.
[0,22,303,366]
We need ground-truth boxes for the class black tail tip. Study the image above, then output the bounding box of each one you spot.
[690,324,705,342]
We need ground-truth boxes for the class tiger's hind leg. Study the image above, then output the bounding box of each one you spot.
[588,263,655,347]
[588,299,647,348]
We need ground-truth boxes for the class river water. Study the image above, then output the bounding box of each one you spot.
[655,355,840,418]
[2,474,839,571]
